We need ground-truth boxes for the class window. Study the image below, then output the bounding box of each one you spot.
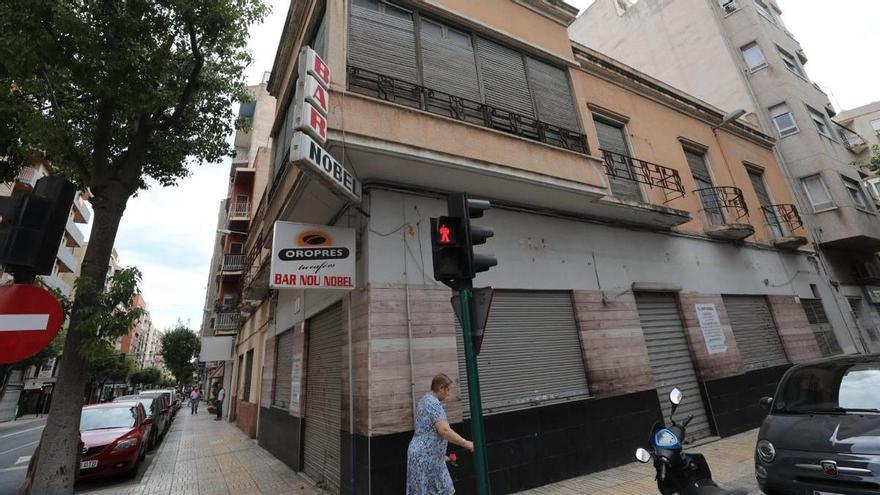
[754,0,777,23]
[718,0,738,13]
[842,176,870,211]
[741,42,767,71]
[807,106,835,139]
[801,174,835,212]
[242,349,254,402]
[272,330,294,409]
[237,101,256,120]
[871,119,880,134]
[684,147,725,225]
[769,103,798,136]
[777,46,806,79]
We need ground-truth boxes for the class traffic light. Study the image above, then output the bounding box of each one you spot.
[0,175,77,277]
[430,193,498,289]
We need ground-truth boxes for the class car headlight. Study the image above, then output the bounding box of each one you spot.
[757,439,776,463]
[112,438,138,452]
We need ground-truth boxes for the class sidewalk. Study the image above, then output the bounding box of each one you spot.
[517,429,761,495]
[76,408,320,495]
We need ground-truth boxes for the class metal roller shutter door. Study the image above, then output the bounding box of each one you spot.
[349,0,419,83]
[273,330,295,409]
[525,57,579,130]
[635,292,712,441]
[456,291,589,417]
[303,303,343,493]
[595,119,643,202]
[801,299,841,357]
[722,295,788,371]
[475,38,535,118]
[419,19,481,102]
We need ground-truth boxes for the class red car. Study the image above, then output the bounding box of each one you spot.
[78,401,151,480]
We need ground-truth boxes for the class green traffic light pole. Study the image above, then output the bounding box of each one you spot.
[459,287,491,495]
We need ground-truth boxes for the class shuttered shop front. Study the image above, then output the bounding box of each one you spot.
[722,295,788,371]
[635,292,712,441]
[303,303,343,493]
[273,329,295,409]
[456,291,589,417]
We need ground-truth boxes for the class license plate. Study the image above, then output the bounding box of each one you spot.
[80,460,98,469]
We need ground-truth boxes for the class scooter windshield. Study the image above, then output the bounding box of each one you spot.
[653,428,681,449]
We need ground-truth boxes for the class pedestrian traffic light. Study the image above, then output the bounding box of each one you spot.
[430,193,498,289]
[0,175,77,278]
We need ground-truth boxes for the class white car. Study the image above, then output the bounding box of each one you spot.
[140,389,181,413]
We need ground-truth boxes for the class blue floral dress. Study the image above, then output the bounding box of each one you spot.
[406,393,454,494]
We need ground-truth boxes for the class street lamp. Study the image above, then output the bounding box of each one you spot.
[712,108,747,130]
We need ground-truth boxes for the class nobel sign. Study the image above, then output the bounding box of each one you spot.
[270,222,356,290]
[290,131,361,202]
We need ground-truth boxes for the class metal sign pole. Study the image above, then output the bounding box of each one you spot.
[459,288,491,494]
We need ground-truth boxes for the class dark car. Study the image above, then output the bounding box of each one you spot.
[78,402,150,480]
[140,389,179,418]
[755,354,880,495]
[113,394,168,449]
[140,392,172,436]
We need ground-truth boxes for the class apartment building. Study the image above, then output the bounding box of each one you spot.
[213,1,853,493]
[199,78,276,434]
[571,0,880,354]
[836,100,880,166]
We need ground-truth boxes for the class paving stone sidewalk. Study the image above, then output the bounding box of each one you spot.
[76,409,320,495]
[518,429,761,495]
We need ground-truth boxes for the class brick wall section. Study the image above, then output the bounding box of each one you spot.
[368,284,461,436]
[679,293,745,381]
[572,291,655,398]
[768,295,823,362]
[260,335,275,409]
[236,400,258,438]
[343,288,370,436]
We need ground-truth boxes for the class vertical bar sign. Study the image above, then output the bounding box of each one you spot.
[294,46,331,145]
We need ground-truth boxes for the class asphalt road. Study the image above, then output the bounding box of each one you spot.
[0,418,46,495]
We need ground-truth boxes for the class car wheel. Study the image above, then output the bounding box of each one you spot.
[125,459,140,479]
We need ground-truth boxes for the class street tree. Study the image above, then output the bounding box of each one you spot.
[130,367,162,388]
[160,324,201,386]
[852,144,880,172]
[0,1,267,492]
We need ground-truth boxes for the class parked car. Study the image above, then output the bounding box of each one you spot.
[113,394,169,449]
[140,389,178,418]
[140,392,172,436]
[78,401,150,480]
[755,354,880,495]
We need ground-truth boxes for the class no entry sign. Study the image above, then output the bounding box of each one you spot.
[0,284,64,364]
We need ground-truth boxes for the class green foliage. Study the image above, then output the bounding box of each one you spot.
[130,367,162,387]
[852,145,880,172]
[75,267,145,357]
[0,0,270,191]
[84,344,135,383]
[160,324,200,385]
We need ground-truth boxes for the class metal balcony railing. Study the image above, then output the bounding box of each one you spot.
[15,166,42,189]
[761,204,803,232]
[228,201,250,219]
[694,186,749,221]
[213,313,240,331]
[600,149,686,202]
[842,133,867,152]
[233,147,249,164]
[347,66,588,154]
[220,254,245,272]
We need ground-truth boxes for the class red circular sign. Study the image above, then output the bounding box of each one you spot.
[0,285,64,364]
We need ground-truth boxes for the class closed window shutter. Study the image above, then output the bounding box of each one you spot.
[456,291,589,417]
[273,330,294,409]
[595,119,642,202]
[420,19,481,102]
[685,149,712,184]
[525,57,579,130]
[475,37,535,118]
[349,0,418,83]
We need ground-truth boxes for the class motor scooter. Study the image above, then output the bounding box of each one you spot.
[634,387,749,495]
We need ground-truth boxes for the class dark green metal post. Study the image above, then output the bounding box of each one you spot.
[459,288,491,494]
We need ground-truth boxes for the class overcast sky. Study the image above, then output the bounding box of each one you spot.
[100,0,878,333]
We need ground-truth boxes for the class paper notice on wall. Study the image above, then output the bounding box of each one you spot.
[695,303,727,354]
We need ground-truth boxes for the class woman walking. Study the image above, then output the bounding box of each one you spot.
[406,373,474,495]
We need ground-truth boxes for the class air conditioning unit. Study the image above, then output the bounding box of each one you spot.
[720,0,738,13]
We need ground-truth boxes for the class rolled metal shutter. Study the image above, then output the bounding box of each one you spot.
[722,295,788,371]
[273,329,295,409]
[802,299,841,357]
[635,292,712,441]
[525,57,579,130]
[419,19,481,102]
[349,0,418,83]
[595,119,643,202]
[303,303,342,493]
[456,291,589,417]
[475,38,535,118]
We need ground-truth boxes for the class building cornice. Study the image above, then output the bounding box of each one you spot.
[511,0,579,26]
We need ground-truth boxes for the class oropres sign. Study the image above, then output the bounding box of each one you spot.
[270,222,356,290]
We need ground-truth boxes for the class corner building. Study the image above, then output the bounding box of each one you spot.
[241,1,856,493]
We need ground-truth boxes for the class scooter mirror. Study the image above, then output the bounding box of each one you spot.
[669,387,683,405]
[635,448,652,463]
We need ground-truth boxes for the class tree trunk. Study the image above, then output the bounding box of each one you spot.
[27,184,130,495]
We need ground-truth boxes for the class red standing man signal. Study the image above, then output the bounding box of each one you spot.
[439,223,452,244]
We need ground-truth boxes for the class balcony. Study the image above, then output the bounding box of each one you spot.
[762,204,808,250]
[853,260,880,285]
[56,245,78,273]
[842,133,868,154]
[213,313,241,334]
[41,274,71,297]
[65,217,84,248]
[695,186,755,241]
[14,166,43,192]
[232,147,249,166]
[219,254,245,274]
[227,200,251,222]
[347,66,588,154]
[71,196,91,224]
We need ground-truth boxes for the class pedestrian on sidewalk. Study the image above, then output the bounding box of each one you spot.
[406,373,474,495]
[190,387,201,414]
[214,386,225,420]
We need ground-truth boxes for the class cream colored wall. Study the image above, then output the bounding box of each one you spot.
[235,299,271,403]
